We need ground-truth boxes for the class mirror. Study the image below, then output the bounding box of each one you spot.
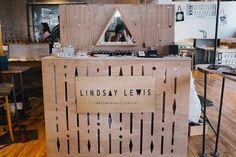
[96,10,137,46]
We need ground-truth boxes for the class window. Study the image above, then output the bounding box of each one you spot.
[31,4,59,41]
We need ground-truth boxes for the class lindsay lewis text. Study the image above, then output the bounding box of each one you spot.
[79,89,152,97]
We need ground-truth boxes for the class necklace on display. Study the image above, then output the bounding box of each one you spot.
[64,6,68,45]
[146,5,150,48]
[167,6,173,28]
[88,5,93,50]
[155,5,159,47]
[75,5,80,50]
[72,6,77,48]
[86,6,92,51]
[92,6,97,49]
[69,5,73,47]
[94,6,108,27]
[65,6,70,46]
[139,5,146,48]
[150,5,155,48]
[159,6,162,43]
[127,5,135,25]
[84,5,87,50]
[103,7,110,22]
[152,5,157,48]
[144,5,149,48]
[79,6,82,51]
[82,5,85,50]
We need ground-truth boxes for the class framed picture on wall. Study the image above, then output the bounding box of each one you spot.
[219,9,227,25]
[186,4,216,18]
[176,5,184,22]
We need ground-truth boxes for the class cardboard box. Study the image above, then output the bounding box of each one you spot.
[189,123,208,136]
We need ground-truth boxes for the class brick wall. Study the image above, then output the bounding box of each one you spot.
[0,0,28,42]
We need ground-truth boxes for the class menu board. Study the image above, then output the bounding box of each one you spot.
[186,4,217,18]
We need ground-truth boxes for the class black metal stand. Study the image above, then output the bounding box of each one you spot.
[208,0,220,70]
[200,113,217,136]
[210,77,225,157]
[199,71,208,157]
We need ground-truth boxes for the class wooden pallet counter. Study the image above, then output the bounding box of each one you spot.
[42,56,191,157]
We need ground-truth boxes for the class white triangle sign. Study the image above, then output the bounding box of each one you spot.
[96,9,136,46]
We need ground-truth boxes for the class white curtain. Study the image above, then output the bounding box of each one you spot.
[189,73,201,123]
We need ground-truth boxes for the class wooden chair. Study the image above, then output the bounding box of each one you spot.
[0,83,14,142]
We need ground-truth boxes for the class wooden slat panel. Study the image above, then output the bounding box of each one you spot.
[42,60,58,155]
[60,4,174,54]
[55,61,68,154]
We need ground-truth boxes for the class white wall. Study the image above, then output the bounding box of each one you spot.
[155,1,236,41]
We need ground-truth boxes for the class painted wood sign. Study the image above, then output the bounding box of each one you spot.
[76,76,155,113]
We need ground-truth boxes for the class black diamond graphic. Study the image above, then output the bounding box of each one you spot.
[150,141,154,153]
[129,139,133,152]
[87,140,91,152]
[108,113,112,129]
[75,67,78,77]
[109,91,112,96]
[173,99,176,115]
[119,67,123,76]
[57,137,60,152]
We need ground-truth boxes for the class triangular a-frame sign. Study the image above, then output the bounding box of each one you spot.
[96,9,137,46]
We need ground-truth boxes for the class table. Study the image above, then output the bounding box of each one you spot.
[197,65,236,157]
[196,47,214,64]
[196,47,236,65]
[2,66,30,110]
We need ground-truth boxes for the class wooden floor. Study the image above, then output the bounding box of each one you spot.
[0,70,235,157]
[188,71,236,157]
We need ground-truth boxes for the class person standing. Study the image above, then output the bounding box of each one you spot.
[48,16,60,54]
[40,23,51,42]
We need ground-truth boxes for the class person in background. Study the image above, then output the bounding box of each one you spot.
[111,29,131,42]
[48,16,60,54]
[40,23,51,42]
[115,29,127,42]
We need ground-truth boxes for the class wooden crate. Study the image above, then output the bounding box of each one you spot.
[189,124,208,136]
[42,56,191,157]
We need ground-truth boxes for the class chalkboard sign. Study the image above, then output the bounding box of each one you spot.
[186,4,216,18]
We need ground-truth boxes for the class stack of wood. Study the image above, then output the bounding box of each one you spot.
[220,38,236,48]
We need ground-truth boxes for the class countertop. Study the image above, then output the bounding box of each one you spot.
[42,55,192,61]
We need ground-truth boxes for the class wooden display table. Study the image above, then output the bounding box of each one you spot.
[42,56,191,157]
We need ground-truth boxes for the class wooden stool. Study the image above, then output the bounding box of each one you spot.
[0,83,14,142]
